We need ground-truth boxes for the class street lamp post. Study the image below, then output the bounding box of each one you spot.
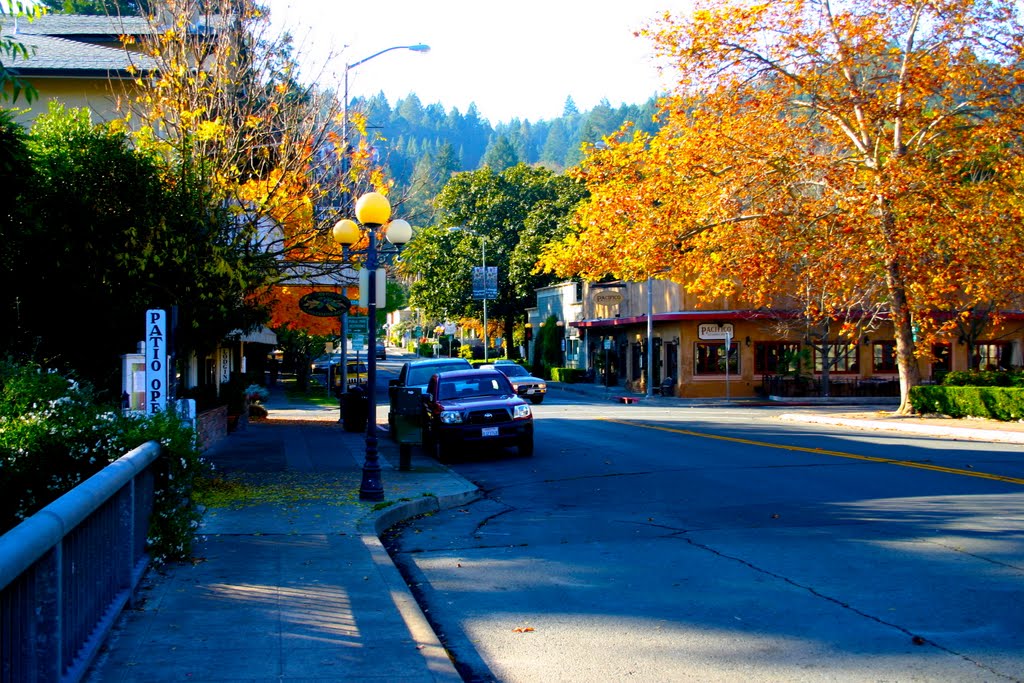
[342,43,431,207]
[333,193,412,501]
[338,42,429,393]
[481,238,489,362]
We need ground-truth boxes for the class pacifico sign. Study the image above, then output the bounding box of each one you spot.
[592,290,624,306]
[698,323,734,340]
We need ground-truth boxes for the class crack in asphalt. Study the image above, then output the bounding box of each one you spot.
[918,537,1024,572]
[471,503,516,537]
[676,534,1022,683]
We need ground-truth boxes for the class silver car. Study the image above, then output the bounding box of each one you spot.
[481,363,547,404]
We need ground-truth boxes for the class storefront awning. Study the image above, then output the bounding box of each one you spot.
[571,308,1024,330]
[227,326,278,345]
[571,310,798,329]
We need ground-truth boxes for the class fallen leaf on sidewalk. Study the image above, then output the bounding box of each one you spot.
[512,627,535,633]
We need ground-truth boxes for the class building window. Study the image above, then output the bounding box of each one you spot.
[872,341,897,373]
[931,343,952,375]
[813,344,859,374]
[694,342,739,375]
[754,341,801,374]
[971,342,1012,371]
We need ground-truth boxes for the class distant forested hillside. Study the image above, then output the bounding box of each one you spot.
[353,93,662,225]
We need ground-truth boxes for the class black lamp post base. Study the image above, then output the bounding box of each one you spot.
[359,479,385,502]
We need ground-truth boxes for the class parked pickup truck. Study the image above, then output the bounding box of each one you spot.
[387,358,471,439]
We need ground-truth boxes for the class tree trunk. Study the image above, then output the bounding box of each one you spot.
[880,210,921,414]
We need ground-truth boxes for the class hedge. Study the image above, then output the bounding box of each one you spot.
[940,370,1024,387]
[551,367,588,383]
[909,385,1024,421]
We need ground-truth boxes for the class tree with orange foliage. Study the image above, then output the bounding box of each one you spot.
[541,0,1024,413]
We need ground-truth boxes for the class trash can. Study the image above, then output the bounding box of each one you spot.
[342,386,368,433]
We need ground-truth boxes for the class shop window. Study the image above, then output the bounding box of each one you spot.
[872,341,897,373]
[931,343,951,375]
[754,341,801,374]
[694,342,739,375]
[971,342,1012,371]
[813,343,859,374]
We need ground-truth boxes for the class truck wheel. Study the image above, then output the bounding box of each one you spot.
[519,435,534,457]
[433,436,454,464]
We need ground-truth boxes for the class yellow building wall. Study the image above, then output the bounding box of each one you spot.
[15,77,141,127]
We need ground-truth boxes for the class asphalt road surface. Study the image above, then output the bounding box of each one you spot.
[385,393,1024,682]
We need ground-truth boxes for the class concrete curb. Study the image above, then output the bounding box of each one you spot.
[357,480,482,683]
[779,412,1024,444]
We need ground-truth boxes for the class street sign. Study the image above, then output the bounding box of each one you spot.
[698,323,735,340]
[348,316,369,335]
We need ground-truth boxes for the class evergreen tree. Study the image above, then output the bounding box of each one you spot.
[540,119,570,170]
[481,135,519,171]
[562,96,579,117]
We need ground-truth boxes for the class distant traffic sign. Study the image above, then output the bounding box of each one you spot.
[348,316,369,335]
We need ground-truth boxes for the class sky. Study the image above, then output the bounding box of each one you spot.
[264,0,694,125]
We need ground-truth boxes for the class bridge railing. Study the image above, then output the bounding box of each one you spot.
[0,440,161,683]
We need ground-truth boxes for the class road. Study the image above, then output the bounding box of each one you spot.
[381,385,1024,682]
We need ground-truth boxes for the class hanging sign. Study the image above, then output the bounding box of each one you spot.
[145,309,167,415]
[299,291,351,317]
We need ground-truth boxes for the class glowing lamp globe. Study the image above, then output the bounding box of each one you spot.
[355,192,391,226]
[385,219,412,245]
[332,219,360,245]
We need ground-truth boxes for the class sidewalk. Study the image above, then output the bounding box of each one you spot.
[86,385,477,683]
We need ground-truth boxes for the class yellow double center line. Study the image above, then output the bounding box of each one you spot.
[602,418,1024,486]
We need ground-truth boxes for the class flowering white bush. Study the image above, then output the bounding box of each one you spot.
[0,361,207,563]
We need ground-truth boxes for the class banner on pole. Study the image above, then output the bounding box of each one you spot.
[472,266,498,300]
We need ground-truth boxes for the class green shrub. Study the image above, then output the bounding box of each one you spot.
[941,370,1024,387]
[417,342,435,357]
[910,385,1024,421]
[0,361,207,563]
[551,367,587,383]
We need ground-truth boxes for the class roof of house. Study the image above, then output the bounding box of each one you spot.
[1,32,155,77]
[1,12,221,77]
[7,14,156,38]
